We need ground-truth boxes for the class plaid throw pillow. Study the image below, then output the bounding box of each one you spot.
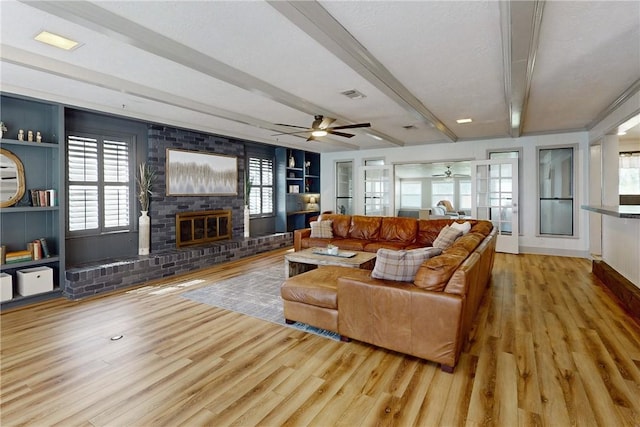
[433,225,463,250]
[371,247,442,282]
[310,220,333,238]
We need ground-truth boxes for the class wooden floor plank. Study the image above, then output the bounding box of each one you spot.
[2,250,640,425]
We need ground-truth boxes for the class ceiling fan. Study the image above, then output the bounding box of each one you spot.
[272,115,371,141]
[432,165,469,179]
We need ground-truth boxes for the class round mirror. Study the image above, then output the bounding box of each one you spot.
[0,148,26,207]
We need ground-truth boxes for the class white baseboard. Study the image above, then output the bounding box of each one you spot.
[518,246,590,259]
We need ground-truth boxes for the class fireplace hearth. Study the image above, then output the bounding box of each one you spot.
[176,210,231,248]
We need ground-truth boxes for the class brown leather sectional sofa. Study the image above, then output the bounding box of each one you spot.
[284,214,497,372]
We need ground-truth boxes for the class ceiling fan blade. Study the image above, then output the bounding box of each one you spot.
[330,122,371,130]
[274,123,310,130]
[319,116,336,129]
[306,135,317,142]
[271,130,310,136]
[327,130,355,138]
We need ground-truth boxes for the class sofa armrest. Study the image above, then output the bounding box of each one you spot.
[293,228,311,251]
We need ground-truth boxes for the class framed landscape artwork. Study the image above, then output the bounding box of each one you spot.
[166,149,238,196]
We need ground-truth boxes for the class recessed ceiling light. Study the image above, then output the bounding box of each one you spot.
[456,118,473,124]
[34,31,80,51]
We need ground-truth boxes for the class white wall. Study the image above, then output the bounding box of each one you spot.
[320,131,590,257]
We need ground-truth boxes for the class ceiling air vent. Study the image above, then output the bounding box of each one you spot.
[340,89,366,99]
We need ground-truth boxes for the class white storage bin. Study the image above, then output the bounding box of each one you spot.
[0,272,12,302]
[17,266,53,296]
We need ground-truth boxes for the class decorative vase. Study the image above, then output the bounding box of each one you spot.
[138,210,150,255]
[244,205,250,238]
[288,156,295,168]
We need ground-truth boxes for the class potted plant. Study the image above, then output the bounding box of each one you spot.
[136,162,155,255]
[137,162,155,212]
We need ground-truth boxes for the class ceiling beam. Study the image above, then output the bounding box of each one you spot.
[19,0,402,148]
[1,45,361,151]
[268,1,458,143]
[500,0,545,138]
[587,78,640,130]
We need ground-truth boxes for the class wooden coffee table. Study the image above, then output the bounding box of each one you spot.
[285,247,377,278]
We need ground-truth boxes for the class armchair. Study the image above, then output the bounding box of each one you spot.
[436,200,466,217]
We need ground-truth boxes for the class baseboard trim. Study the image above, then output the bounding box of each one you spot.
[592,260,640,326]
[519,246,590,258]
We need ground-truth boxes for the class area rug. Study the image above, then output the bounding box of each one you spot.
[181,265,341,341]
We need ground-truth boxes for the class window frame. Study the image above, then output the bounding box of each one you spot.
[247,153,275,218]
[619,150,640,195]
[335,160,354,215]
[536,144,578,238]
[66,131,135,237]
[399,179,422,209]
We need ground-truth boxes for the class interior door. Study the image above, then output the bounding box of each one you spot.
[358,165,393,216]
[471,158,519,254]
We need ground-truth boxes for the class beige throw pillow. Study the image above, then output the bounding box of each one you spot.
[433,225,463,250]
[371,247,442,282]
[310,220,333,238]
[450,221,472,235]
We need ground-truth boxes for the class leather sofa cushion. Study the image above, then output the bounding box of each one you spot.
[319,214,352,238]
[349,215,381,240]
[470,220,493,236]
[447,232,483,253]
[364,241,408,252]
[332,238,367,251]
[281,267,340,309]
[379,216,418,243]
[415,219,453,246]
[413,251,468,291]
[301,237,340,250]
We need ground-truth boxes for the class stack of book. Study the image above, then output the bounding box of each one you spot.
[1,238,51,265]
[30,189,57,207]
[5,250,32,264]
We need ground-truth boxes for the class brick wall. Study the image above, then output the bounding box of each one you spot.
[147,125,247,252]
[64,233,292,300]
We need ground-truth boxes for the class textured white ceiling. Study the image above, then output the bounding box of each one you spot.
[1,0,638,152]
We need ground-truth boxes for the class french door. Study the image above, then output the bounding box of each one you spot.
[358,165,393,216]
[471,158,519,254]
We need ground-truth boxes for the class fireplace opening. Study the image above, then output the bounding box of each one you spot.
[176,210,231,248]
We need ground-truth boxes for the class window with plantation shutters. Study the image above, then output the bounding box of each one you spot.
[67,133,132,234]
[248,156,274,216]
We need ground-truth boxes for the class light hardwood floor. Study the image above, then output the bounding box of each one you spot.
[1,250,640,426]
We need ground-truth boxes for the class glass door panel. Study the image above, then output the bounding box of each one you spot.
[359,165,393,216]
[471,158,519,254]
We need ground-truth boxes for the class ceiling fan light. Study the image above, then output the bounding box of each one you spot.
[311,130,327,137]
